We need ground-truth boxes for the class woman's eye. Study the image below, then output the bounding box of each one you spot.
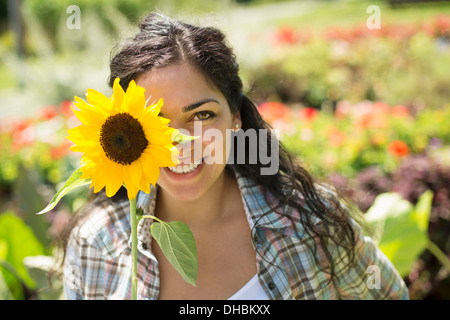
[194,111,214,121]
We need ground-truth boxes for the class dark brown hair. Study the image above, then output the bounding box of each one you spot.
[62,12,362,287]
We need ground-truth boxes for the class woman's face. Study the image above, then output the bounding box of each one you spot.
[136,62,241,202]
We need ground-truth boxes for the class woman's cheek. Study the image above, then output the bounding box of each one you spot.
[202,128,228,165]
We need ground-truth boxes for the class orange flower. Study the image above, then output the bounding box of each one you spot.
[371,132,388,146]
[391,105,410,118]
[328,126,346,148]
[355,102,390,130]
[51,140,72,160]
[388,140,410,158]
[257,102,291,124]
[372,102,390,114]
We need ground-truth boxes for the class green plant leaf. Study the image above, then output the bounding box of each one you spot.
[0,241,13,300]
[37,168,91,215]
[364,191,433,277]
[151,220,198,286]
[0,270,13,300]
[13,164,50,246]
[173,132,200,144]
[0,212,46,299]
[412,190,433,232]
[23,256,64,300]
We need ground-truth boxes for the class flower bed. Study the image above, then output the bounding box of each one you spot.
[246,15,450,110]
[258,99,450,299]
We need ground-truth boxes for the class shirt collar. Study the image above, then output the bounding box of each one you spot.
[232,167,291,231]
[135,166,289,234]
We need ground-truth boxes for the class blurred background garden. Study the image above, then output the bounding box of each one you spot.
[0,0,449,300]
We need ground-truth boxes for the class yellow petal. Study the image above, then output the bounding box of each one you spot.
[69,144,101,157]
[73,96,109,118]
[142,116,173,145]
[124,80,146,119]
[146,145,179,167]
[143,98,163,117]
[112,78,125,114]
[139,175,151,194]
[105,164,123,197]
[86,89,113,114]
[123,167,139,200]
[128,161,144,191]
[71,106,104,127]
[144,164,160,187]
[67,125,100,143]
[158,116,171,126]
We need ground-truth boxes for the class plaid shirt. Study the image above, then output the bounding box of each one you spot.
[64,168,409,300]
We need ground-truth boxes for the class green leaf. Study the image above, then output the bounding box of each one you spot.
[13,164,50,246]
[23,256,64,300]
[0,241,14,300]
[412,190,433,232]
[0,269,13,300]
[0,211,46,299]
[37,168,91,215]
[151,220,198,286]
[364,192,412,243]
[173,132,200,144]
[364,191,433,277]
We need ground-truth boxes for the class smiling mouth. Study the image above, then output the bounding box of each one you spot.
[167,158,203,174]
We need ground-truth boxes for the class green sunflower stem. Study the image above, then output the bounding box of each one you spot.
[130,197,138,300]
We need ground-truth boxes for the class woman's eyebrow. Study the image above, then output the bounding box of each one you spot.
[182,98,220,113]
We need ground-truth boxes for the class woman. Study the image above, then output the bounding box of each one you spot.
[63,12,409,300]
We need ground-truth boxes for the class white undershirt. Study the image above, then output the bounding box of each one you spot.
[227,274,270,300]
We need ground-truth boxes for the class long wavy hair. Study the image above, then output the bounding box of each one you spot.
[60,12,363,287]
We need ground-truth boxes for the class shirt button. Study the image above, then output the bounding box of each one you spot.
[268,282,275,290]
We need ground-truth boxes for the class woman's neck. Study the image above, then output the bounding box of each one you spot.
[155,168,238,231]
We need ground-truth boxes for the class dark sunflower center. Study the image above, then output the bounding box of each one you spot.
[100,113,148,165]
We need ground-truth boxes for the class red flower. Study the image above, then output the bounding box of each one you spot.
[60,100,74,118]
[423,15,450,38]
[11,119,35,152]
[257,102,291,124]
[298,107,318,122]
[39,106,58,121]
[388,140,410,158]
[435,15,450,37]
[273,27,299,45]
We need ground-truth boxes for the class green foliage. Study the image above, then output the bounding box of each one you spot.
[1,0,449,300]
[37,168,91,215]
[0,211,46,299]
[365,191,434,277]
[271,101,450,179]
[23,255,64,300]
[248,17,450,109]
[150,219,198,287]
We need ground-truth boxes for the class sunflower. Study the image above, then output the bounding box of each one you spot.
[67,78,180,200]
